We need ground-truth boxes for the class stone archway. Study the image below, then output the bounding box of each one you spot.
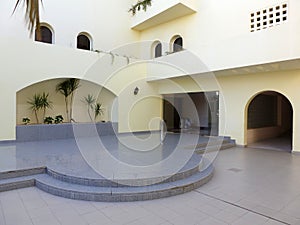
[246,91,293,152]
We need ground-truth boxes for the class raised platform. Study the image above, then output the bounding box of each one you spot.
[0,155,213,202]
[16,122,118,142]
[0,133,235,202]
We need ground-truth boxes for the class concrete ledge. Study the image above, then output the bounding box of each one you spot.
[0,167,46,179]
[0,179,35,192]
[16,122,118,142]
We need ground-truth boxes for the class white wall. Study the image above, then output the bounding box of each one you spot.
[0,0,140,50]
[139,0,300,74]
[0,37,162,140]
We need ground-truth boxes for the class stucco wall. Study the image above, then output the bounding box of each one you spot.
[17,79,116,124]
[217,70,300,151]
[0,38,163,140]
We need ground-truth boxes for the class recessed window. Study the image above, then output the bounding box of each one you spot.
[154,42,162,58]
[173,36,183,52]
[35,25,53,44]
[250,2,288,32]
[77,33,92,50]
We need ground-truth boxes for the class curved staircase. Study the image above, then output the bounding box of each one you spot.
[0,154,213,202]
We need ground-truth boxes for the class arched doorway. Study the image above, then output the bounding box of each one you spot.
[246,91,293,152]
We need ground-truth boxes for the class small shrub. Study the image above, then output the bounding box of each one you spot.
[22,117,30,125]
[44,116,54,124]
[54,115,64,124]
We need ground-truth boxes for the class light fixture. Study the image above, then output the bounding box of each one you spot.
[134,87,139,95]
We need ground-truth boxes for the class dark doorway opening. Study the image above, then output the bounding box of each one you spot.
[163,92,219,135]
[163,98,181,132]
[247,91,293,152]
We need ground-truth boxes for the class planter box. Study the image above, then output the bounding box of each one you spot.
[16,122,118,142]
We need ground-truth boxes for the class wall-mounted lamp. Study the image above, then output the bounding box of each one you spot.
[134,87,139,95]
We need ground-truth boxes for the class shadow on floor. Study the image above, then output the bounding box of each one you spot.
[248,133,292,152]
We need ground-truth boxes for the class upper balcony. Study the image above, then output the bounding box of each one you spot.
[131,0,197,31]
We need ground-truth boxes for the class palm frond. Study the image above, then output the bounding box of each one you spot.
[94,103,104,120]
[56,80,71,97]
[40,92,53,109]
[82,94,96,107]
[27,93,42,111]
[13,0,43,36]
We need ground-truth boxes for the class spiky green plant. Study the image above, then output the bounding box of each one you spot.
[27,93,42,124]
[27,92,52,124]
[94,103,104,121]
[56,80,71,122]
[56,78,80,122]
[40,92,52,120]
[82,94,96,122]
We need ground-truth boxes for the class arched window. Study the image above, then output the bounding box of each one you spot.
[172,36,183,52]
[154,42,162,58]
[35,25,53,44]
[77,34,92,50]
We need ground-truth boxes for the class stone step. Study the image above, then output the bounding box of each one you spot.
[195,140,236,154]
[0,175,36,192]
[0,167,46,179]
[0,163,213,202]
[184,136,234,149]
[35,165,214,202]
[46,154,203,187]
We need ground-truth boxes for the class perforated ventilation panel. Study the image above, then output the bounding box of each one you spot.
[250,3,288,32]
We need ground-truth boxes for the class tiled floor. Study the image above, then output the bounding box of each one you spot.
[248,134,292,152]
[1,147,300,225]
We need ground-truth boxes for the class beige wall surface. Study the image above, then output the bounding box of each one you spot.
[217,70,300,151]
[17,79,116,124]
[0,38,162,140]
[1,0,300,154]
[151,68,300,152]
